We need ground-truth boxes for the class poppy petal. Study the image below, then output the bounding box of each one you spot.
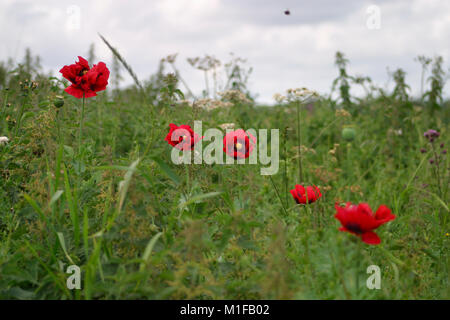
[361,231,381,245]
[65,85,84,99]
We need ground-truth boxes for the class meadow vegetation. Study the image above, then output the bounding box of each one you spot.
[0,43,448,299]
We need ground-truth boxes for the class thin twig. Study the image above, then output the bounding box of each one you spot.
[269,175,288,216]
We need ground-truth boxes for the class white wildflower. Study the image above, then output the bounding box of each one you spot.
[218,90,251,104]
[196,98,232,111]
[219,123,235,130]
[273,93,286,103]
[286,87,319,103]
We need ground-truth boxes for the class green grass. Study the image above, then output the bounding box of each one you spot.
[0,58,449,300]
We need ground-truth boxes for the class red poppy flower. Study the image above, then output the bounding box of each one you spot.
[165,123,202,150]
[290,184,322,204]
[334,202,396,245]
[223,129,256,159]
[60,56,110,99]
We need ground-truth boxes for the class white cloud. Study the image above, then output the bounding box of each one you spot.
[0,0,448,103]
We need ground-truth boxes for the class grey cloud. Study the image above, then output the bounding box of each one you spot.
[0,0,448,103]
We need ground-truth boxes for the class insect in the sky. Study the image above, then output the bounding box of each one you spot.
[284,9,290,15]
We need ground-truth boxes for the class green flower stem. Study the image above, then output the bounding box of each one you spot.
[430,143,443,199]
[78,95,86,155]
[269,175,288,216]
[0,90,9,134]
[283,127,289,207]
[296,100,304,183]
[355,241,363,298]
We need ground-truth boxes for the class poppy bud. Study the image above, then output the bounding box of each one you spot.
[54,96,64,108]
[342,127,356,141]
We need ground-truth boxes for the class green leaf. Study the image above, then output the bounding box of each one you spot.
[178,192,222,209]
[6,287,35,299]
[150,156,180,185]
[63,145,74,158]
[63,165,79,246]
[140,232,163,271]
[49,190,64,207]
[117,158,140,212]
[56,232,75,265]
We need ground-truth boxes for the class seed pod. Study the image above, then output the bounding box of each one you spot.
[342,127,356,141]
[54,96,64,108]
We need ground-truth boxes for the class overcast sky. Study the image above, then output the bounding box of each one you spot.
[0,0,449,103]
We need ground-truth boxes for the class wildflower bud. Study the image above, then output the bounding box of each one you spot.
[420,148,426,153]
[54,96,64,108]
[442,150,447,155]
[440,143,444,148]
[342,127,356,141]
[429,159,434,164]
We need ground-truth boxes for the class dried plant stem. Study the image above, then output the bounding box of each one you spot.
[204,70,210,97]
